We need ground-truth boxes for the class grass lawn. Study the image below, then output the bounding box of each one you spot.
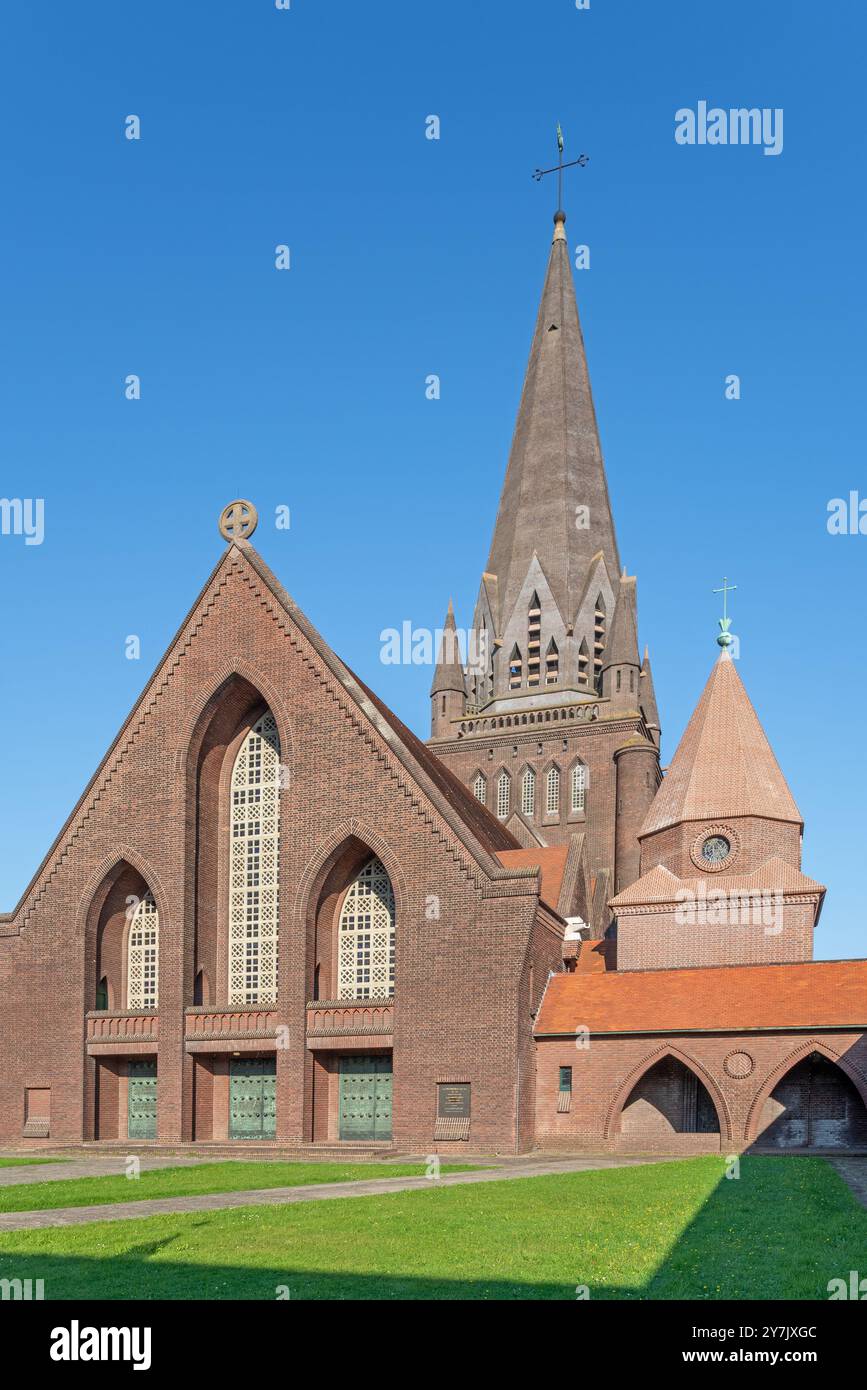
[0,1156,861,1299]
[0,1157,68,1168]
[0,1161,476,1213]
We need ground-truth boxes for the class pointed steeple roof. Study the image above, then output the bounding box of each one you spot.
[602,575,640,671]
[641,651,801,836]
[639,646,661,745]
[430,600,467,696]
[484,211,621,630]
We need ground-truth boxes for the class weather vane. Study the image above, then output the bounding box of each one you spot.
[713,576,737,649]
[532,123,589,212]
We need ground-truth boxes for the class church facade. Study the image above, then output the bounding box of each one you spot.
[2,210,866,1156]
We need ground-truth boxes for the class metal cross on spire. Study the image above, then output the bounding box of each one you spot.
[713,576,737,650]
[532,123,589,212]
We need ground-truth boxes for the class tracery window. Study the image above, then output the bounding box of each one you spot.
[546,767,561,816]
[497,771,511,819]
[127,892,159,1011]
[229,711,281,1005]
[337,857,396,1000]
[570,762,587,813]
[521,768,536,817]
[473,772,487,804]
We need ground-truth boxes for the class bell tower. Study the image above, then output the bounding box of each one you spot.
[427,198,661,911]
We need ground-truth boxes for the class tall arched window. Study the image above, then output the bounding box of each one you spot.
[472,772,486,804]
[578,638,590,687]
[509,645,523,690]
[570,762,587,813]
[338,857,395,1000]
[545,638,559,686]
[497,771,511,819]
[546,767,561,816]
[229,711,281,1006]
[527,593,541,687]
[594,596,606,691]
[127,892,159,1011]
[521,768,536,816]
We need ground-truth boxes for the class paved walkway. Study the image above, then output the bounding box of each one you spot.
[0,1156,211,1187]
[830,1157,867,1208]
[0,1154,667,1232]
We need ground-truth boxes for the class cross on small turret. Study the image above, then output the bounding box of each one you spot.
[532,124,589,212]
[713,576,737,649]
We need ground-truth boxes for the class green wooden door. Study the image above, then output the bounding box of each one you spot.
[128,1061,157,1140]
[229,1059,276,1139]
[339,1055,392,1141]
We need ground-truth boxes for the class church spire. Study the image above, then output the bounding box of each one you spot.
[483,211,621,636]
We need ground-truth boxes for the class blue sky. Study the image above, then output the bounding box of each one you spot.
[1,1,864,958]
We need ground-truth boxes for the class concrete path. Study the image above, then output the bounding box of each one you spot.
[830,1157,867,1208]
[0,1154,667,1232]
[0,1156,212,1187]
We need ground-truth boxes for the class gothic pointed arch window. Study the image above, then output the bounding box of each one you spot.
[545,638,559,686]
[497,770,511,819]
[546,766,561,816]
[570,761,587,814]
[527,593,541,687]
[578,638,590,687]
[593,595,607,691]
[509,644,523,690]
[337,857,396,1000]
[472,771,487,805]
[229,711,281,1005]
[127,892,159,1011]
[521,767,536,817]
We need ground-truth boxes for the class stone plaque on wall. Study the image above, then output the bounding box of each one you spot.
[437,1082,471,1118]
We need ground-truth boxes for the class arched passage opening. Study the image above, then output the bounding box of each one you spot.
[755,1051,867,1150]
[620,1056,721,1141]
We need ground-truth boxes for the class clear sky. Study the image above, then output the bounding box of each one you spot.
[1,2,864,959]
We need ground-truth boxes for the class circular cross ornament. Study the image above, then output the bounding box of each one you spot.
[218,499,258,542]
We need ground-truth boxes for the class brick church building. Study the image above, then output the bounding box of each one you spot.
[2,208,866,1156]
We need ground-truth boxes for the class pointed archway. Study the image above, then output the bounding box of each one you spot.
[750,1046,867,1150]
[606,1046,729,1143]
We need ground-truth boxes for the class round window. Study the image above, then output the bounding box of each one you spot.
[701,834,731,864]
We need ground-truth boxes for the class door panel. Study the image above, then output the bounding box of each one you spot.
[229,1059,276,1139]
[339,1055,392,1141]
[128,1061,157,1140]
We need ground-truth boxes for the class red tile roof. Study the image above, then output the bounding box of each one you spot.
[535,959,867,1036]
[574,938,614,973]
[496,845,570,911]
[610,857,825,909]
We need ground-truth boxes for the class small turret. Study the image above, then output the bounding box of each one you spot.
[430,600,466,738]
[601,575,641,710]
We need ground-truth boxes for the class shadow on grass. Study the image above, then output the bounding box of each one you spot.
[0,1157,860,1300]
